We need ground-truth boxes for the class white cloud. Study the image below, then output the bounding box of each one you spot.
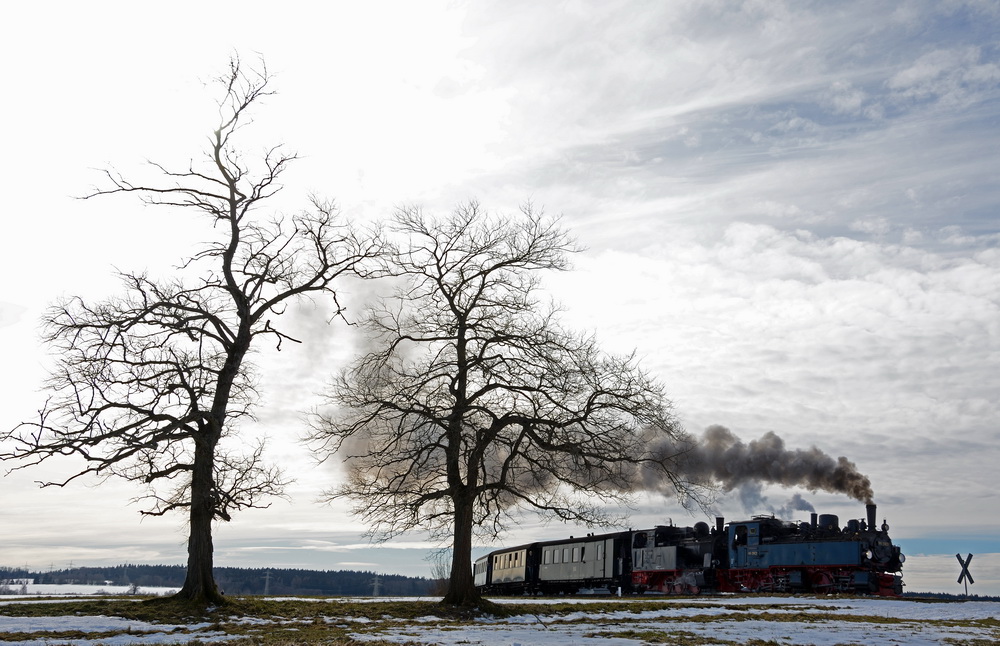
[0,302,25,328]
[888,46,1000,107]
[825,81,868,115]
[849,216,893,238]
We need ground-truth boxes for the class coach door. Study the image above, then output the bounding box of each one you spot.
[593,539,608,578]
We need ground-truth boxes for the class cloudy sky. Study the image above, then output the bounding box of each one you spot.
[1,1,997,595]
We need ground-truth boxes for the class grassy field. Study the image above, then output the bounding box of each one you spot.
[1,594,998,645]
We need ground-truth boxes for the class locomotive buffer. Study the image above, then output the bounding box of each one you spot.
[956,553,974,596]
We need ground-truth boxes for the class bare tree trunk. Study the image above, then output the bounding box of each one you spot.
[175,438,224,604]
[175,339,244,604]
[442,495,480,606]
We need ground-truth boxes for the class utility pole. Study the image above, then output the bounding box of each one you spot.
[263,570,271,596]
[371,575,381,597]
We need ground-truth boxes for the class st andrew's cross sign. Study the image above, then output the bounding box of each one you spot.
[956,553,974,595]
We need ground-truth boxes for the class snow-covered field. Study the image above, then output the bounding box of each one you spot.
[1,595,997,645]
[3,584,178,597]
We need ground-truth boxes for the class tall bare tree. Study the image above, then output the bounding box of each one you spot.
[0,58,382,604]
[309,202,699,606]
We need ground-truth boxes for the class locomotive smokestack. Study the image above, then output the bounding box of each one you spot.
[866,503,877,530]
[716,516,725,534]
[811,512,818,529]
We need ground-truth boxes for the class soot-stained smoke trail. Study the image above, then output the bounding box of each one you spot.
[736,482,816,518]
[670,425,875,504]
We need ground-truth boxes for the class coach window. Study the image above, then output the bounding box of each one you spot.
[563,548,570,563]
[544,550,551,564]
[597,543,604,560]
[572,547,580,562]
[553,549,560,564]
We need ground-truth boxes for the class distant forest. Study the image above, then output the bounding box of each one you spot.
[2,566,996,601]
[0,565,440,597]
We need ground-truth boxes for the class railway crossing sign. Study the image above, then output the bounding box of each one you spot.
[956,553,974,595]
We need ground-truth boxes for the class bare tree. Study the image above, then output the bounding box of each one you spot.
[0,57,383,605]
[309,202,701,606]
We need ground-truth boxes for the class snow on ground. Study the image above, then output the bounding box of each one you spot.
[1,595,997,645]
[344,596,1000,646]
[0,615,225,646]
[2,584,178,597]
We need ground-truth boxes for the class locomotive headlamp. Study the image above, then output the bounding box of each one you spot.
[864,549,874,560]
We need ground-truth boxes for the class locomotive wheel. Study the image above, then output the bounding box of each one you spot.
[811,571,834,590]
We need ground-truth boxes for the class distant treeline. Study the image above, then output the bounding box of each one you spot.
[0,564,440,597]
[3,566,995,600]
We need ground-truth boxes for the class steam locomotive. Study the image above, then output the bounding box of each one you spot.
[474,503,904,596]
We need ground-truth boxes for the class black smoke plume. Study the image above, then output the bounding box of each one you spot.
[736,482,816,518]
[670,424,874,504]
